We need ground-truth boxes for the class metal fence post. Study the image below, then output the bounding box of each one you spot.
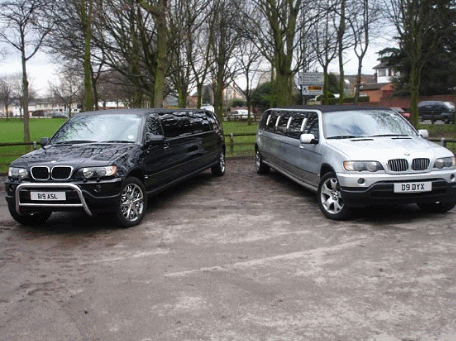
[441,138,446,147]
[230,133,234,154]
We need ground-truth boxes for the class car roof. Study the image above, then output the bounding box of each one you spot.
[74,108,210,116]
[271,105,391,113]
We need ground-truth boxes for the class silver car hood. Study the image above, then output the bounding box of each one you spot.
[326,136,450,160]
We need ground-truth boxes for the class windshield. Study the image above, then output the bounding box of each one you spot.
[51,114,142,144]
[323,110,417,139]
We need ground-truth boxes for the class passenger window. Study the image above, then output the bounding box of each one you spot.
[276,112,292,135]
[265,111,279,132]
[259,111,270,129]
[146,113,163,137]
[304,113,319,139]
[161,112,192,138]
[287,113,308,139]
[189,111,211,133]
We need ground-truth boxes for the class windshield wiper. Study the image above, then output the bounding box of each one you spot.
[370,134,408,137]
[327,135,361,139]
[54,140,96,145]
[104,140,135,143]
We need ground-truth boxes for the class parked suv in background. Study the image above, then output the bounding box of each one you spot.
[418,100,455,124]
[5,109,226,227]
[255,105,456,220]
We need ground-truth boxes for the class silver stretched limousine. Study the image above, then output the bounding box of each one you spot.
[255,105,456,220]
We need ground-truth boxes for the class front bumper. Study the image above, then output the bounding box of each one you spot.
[5,178,122,216]
[338,175,456,207]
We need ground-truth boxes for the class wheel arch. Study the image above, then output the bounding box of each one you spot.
[319,163,335,180]
[125,168,145,183]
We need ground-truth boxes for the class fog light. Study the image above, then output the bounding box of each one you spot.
[358,178,365,184]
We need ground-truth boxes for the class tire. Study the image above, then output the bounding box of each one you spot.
[417,202,456,213]
[318,172,351,220]
[115,177,147,227]
[8,202,51,226]
[255,149,269,175]
[211,151,226,176]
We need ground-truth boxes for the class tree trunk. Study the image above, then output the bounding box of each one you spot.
[83,5,93,111]
[21,45,30,144]
[153,0,168,108]
[409,63,421,128]
[338,0,346,104]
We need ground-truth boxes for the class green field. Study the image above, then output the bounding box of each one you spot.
[0,118,68,174]
[0,118,257,173]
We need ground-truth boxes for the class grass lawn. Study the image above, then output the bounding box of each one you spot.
[0,118,67,173]
[222,120,257,157]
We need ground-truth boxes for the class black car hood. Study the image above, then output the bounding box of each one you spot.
[11,143,139,168]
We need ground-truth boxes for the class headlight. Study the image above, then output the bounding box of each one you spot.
[8,167,28,178]
[434,156,455,169]
[343,161,384,172]
[80,166,117,179]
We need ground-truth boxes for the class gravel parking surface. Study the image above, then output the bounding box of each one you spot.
[1,158,456,340]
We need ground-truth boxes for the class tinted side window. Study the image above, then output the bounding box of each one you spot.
[189,111,211,133]
[146,113,163,137]
[265,111,279,132]
[161,112,192,138]
[259,111,270,129]
[287,112,308,139]
[276,112,292,135]
[304,112,319,139]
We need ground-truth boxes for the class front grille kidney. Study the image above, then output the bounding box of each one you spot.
[411,158,430,170]
[388,159,408,172]
[51,166,72,180]
[31,166,49,180]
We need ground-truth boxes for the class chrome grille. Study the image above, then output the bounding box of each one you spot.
[51,166,73,180]
[31,166,49,180]
[411,158,430,171]
[388,159,408,172]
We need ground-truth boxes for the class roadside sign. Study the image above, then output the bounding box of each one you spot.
[302,86,323,96]
[298,72,324,96]
[297,72,324,86]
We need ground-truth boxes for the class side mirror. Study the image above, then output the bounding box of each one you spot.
[418,129,429,139]
[146,134,165,145]
[300,133,318,145]
[40,137,50,146]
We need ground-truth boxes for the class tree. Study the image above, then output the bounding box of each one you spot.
[140,0,168,107]
[249,0,319,107]
[46,0,105,111]
[348,0,381,104]
[167,0,208,108]
[235,32,265,125]
[311,0,339,104]
[384,0,453,127]
[251,81,272,112]
[0,75,19,119]
[207,0,244,121]
[0,0,53,143]
[48,67,83,117]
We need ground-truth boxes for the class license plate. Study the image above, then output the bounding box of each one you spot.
[30,191,66,201]
[394,182,432,193]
